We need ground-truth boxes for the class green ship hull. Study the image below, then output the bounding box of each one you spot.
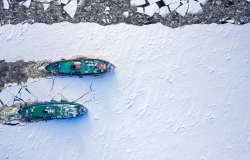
[45,58,115,76]
[18,102,87,119]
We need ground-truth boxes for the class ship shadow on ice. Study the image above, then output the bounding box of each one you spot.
[51,112,92,130]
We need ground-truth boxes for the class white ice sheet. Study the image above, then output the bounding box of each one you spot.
[0,21,250,160]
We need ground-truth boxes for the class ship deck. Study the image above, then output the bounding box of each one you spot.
[19,103,80,118]
[58,61,99,74]
[46,59,109,75]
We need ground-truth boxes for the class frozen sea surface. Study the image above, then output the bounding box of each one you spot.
[0,23,250,159]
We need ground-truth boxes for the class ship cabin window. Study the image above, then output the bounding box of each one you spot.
[43,106,55,114]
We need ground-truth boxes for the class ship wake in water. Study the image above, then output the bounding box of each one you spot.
[0,60,50,92]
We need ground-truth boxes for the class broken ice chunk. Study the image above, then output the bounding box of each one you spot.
[180,0,188,4]
[163,0,180,5]
[105,6,110,11]
[3,0,9,9]
[137,7,144,14]
[176,3,188,16]
[38,0,55,2]
[188,0,202,13]
[226,19,235,23]
[23,0,31,8]
[131,0,146,6]
[104,7,110,14]
[63,0,77,19]
[148,0,160,4]
[43,4,50,10]
[144,3,159,17]
[159,6,169,16]
[168,2,180,12]
[198,0,207,4]
[19,1,24,6]
[122,11,129,18]
[61,0,69,4]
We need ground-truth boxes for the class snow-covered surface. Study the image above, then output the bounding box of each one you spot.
[1,22,250,159]
[63,0,77,19]
[3,0,9,9]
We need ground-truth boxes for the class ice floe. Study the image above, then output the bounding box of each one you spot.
[131,0,204,17]
[131,0,146,6]
[3,0,9,9]
[23,0,31,8]
[61,0,69,4]
[226,19,235,23]
[104,7,110,14]
[63,0,77,19]
[122,11,130,18]
[144,3,159,17]
[159,6,169,16]
[137,7,144,14]
[43,4,50,10]
[148,0,161,4]
[198,0,207,4]
[168,2,180,11]
[19,1,24,6]
[176,3,188,16]
[163,0,179,4]
[38,0,55,2]
[188,0,202,13]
